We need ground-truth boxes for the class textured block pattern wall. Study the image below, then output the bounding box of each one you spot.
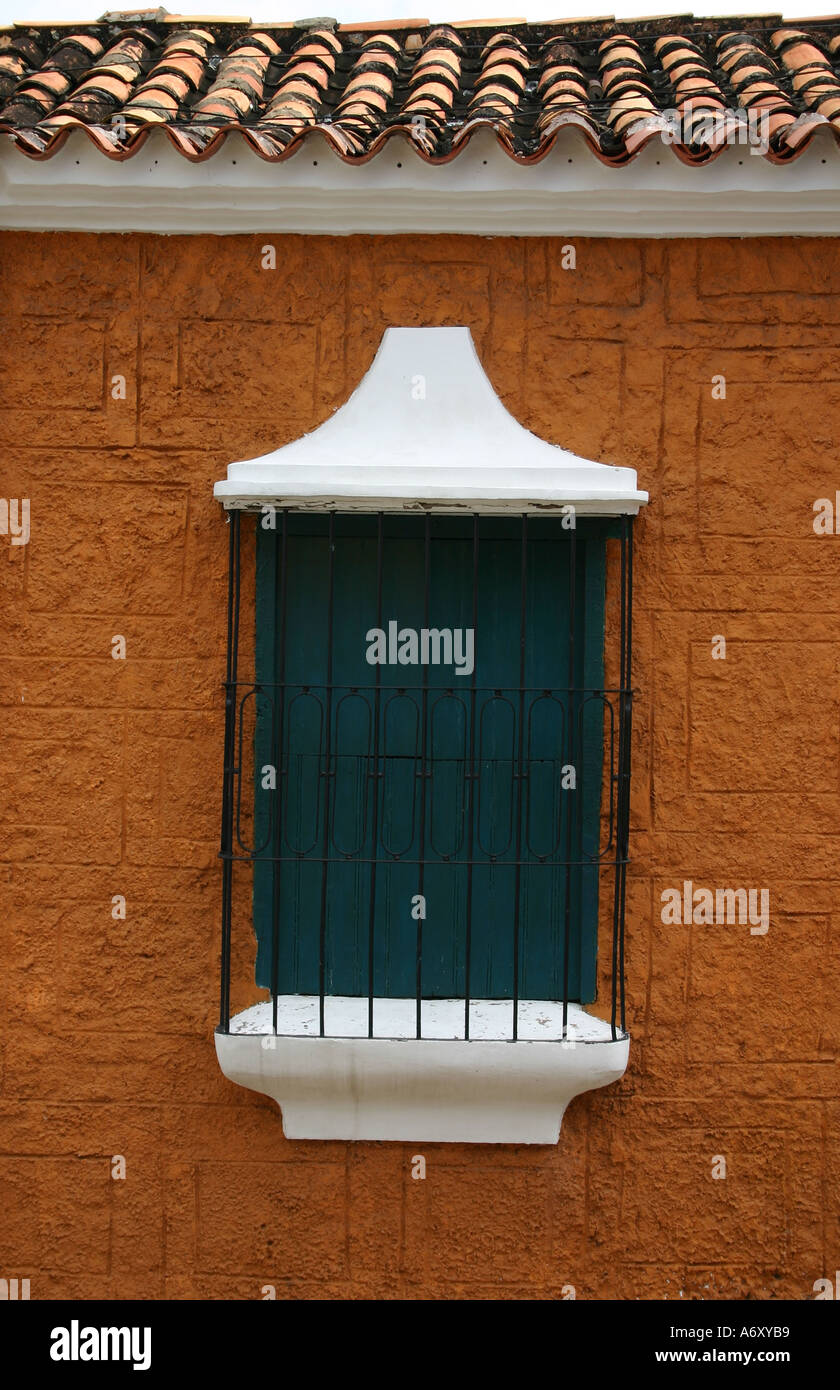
[0,230,838,1300]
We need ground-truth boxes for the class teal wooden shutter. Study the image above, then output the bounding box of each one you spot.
[253,515,610,1003]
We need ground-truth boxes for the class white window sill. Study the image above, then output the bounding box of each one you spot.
[215,996,629,1144]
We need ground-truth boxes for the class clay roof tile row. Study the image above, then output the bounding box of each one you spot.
[3,12,840,164]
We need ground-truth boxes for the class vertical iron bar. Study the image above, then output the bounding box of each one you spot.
[464,515,479,1039]
[318,512,336,1038]
[219,508,241,1033]
[573,526,586,1034]
[619,517,634,1034]
[367,514,384,1038]
[270,509,288,1036]
[512,514,528,1041]
[415,514,431,1038]
[611,516,629,1040]
[562,521,577,1038]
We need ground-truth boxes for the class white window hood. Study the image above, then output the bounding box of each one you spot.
[214,325,647,516]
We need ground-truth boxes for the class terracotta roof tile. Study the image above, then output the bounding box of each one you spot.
[337,18,429,31]
[452,17,527,26]
[773,26,840,130]
[4,12,840,164]
[536,36,598,144]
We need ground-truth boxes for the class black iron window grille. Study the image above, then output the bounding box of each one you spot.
[219,509,635,1044]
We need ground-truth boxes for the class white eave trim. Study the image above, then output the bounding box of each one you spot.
[2,123,840,237]
[215,998,630,1144]
[213,325,648,517]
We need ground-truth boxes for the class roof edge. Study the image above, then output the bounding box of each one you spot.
[2,123,838,237]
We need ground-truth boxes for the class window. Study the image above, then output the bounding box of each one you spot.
[251,513,616,1016]
[214,326,646,1143]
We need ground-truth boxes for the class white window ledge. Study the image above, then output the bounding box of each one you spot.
[3,124,840,236]
[215,997,629,1144]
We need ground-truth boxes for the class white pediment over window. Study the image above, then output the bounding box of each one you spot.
[214,326,647,516]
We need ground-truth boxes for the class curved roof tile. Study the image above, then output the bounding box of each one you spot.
[4,13,840,165]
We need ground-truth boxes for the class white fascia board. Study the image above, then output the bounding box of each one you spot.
[2,122,840,237]
[214,326,648,516]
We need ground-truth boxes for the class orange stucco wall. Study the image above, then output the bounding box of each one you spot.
[1,230,838,1300]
